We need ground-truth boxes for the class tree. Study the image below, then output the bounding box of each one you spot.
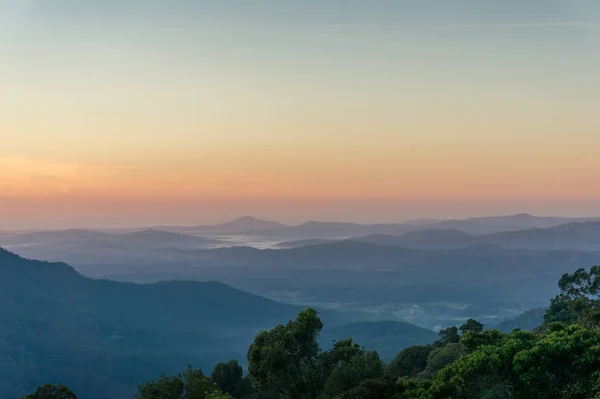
[137,366,229,399]
[137,373,184,398]
[211,360,246,397]
[545,266,600,327]
[513,324,600,398]
[418,343,464,379]
[421,324,600,399]
[321,350,384,398]
[319,338,362,380]
[247,308,324,399]
[460,329,504,353]
[21,385,77,399]
[425,330,537,399]
[556,266,600,301]
[338,377,405,399]
[436,326,460,346]
[205,392,233,399]
[386,345,434,379]
[459,319,484,334]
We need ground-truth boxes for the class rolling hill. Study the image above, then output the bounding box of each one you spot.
[275,238,336,248]
[240,221,418,239]
[0,228,220,249]
[242,214,600,240]
[493,308,546,332]
[427,214,600,235]
[119,229,220,248]
[0,229,111,246]
[361,221,600,250]
[157,216,288,235]
[15,236,600,306]
[357,229,478,250]
[0,248,299,399]
[0,229,222,270]
[276,221,600,251]
[484,224,600,250]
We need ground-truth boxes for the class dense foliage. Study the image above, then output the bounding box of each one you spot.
[136,366,233,399]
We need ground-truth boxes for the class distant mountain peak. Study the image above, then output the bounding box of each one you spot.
[230,216,263,222]
[298,221,318,226]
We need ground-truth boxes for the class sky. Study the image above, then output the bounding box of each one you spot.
[1,0,599,229]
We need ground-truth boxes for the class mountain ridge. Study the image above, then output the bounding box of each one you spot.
[277,221,600,250]
[234,214,600,239]
[0,248,301,399]
[157,216,288,234]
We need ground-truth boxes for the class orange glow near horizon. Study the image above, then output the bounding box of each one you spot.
[1,1,599,228]
[2,147,599,203]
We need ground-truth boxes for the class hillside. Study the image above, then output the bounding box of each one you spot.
[358,229,478,249]
[158,216,288,234]
[23,237,599,307]
[484,225,600,250]
[208,216,287,232]
[0,229,222,271]
[429,214,600,235]
[254,214,600,239]
[239,221,419,239]
[0,229,111,245]
[119,229,220,248]
[493,308,546,332]
[310,221,600,251]
[0,228,219,250]
[275,238,336,248]
[0,248,300,399]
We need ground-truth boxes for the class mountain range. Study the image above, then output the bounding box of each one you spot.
[0,229,222,270]
[425,214,600,235]
[2,214,596,397]
[8,225,600,309]
[235,214,600,239]
[7,213,598,241]
[155,216,287,235]
[0,228,220,249]
[4,214,600,248]
[28,237,595,331]
[0,248,441,399]
[278,221,600,251]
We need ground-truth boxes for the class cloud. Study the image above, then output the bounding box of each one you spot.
[430,21,598,30]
